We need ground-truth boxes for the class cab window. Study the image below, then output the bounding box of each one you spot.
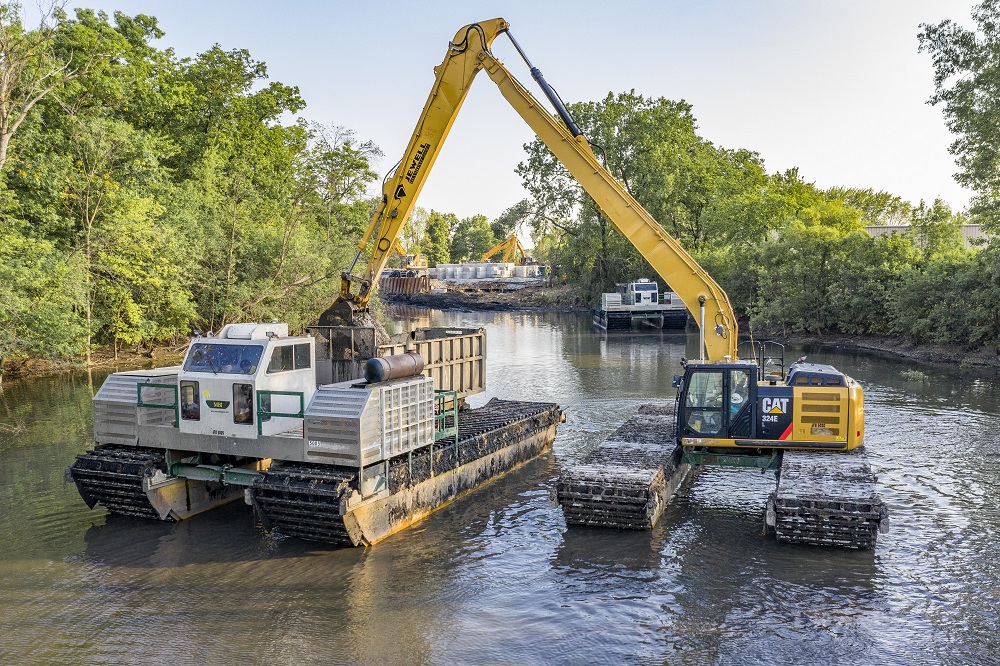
[180,380,200,421]
[185,343,262,375]
[268,346,293,373]
[684,371,724,435]
[730,369,750,414]
[267,343,311,373]
[233,384,253,425]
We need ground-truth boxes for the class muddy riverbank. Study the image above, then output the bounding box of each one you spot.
[384,283,588,313]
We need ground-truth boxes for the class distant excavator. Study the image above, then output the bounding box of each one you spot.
[480,234,530,264]
[389,238,428,270]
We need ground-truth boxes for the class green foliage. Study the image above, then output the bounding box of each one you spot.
[907,198,967,261]
[752,220,854,335]
[0,222,84,375]
[450,214,495,263]
[919,1,1000,227]
[422,210,454,266]
[0,3,993,372]
[0,7,384,367]
[516,91,798,301]
[826,187,912,225]
[510,81,996,350]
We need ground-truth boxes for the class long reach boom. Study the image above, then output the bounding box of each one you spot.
[320,18,738,361]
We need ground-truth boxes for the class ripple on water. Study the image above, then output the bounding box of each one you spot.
[3,311,1000,664]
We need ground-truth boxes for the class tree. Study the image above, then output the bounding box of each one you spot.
[907,198,967,261]
[0,221,82,385]
[299,121,381,240]
[422,210,454,265]
[60,114,174,363]
[400,206,428,255]
[827,186,912,225]
[0,6,397,374]
[449,214,494,263]
[516,90,788,301]
[919,1,1000,226]
[750,201,867,335]
[0,2,98,172]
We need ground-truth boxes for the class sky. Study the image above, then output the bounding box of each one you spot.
[52,0,977,221]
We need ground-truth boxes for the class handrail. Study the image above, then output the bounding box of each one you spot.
[434,390,459,441]
[256,390,305,437]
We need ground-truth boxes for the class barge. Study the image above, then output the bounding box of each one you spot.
[592,279,688,330]
[68,323,564,546]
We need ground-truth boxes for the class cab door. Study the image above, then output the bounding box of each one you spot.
[681,369,726,437]
[681,367,755,440]
[727,368,754,438]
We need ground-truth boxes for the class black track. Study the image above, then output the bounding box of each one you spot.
[248,400,563,545]
[68,444,170,521]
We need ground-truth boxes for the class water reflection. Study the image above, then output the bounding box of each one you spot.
[1,309,999,664]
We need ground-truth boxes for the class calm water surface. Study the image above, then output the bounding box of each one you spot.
[1,309,998,665]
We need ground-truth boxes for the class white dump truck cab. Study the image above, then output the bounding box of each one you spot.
[177,322,316,439]
[619,279,660,308]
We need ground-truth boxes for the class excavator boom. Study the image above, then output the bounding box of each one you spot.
[481,234,526,264]
[319,19,509,326]
[321,18,737,360]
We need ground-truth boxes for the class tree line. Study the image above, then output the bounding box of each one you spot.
[514,89,996,348]
[1,3,997,382]
[510,0,1000,353]
[0,6,389,380]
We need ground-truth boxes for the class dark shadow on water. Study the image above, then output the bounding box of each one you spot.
[82,501,335,567]
[82,455,564,568]
[552,523,664,574]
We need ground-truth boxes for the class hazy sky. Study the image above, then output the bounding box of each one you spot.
[61,1,976,221]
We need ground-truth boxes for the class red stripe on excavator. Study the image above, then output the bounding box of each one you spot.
[779,423,793,440]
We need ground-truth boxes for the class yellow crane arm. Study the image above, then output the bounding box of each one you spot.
[389,238,405,259]
[481,234,526,263]
[478,47,737,359]
[322,19,510,326]
[322,18,737,360]
[505,236,527,264]
[480,237,510,263]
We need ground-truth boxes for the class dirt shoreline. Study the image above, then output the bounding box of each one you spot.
[776,333,1000,370]
[384,283,589,312]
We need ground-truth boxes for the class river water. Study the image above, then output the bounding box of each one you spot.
[1,309,998,665]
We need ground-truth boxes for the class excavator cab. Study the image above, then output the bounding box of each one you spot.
[676,362,757,441]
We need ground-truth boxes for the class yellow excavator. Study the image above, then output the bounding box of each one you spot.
[481,234,528,264]
[389,238,428,270]
[318,18,864,456]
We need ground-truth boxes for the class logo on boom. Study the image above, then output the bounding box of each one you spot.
[405,142,432,184]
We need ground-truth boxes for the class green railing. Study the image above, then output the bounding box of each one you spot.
[256,390,305,436]
[434,390,458,442]
[136,382,179,426]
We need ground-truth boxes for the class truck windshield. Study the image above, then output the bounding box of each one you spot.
[634,284,658,291]
[184,343,264,375]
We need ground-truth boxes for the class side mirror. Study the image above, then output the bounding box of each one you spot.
[672,375,683,389]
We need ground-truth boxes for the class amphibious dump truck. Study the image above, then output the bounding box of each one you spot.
[592,279,688,330]
[69,323,563,546]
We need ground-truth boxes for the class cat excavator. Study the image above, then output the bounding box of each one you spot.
[318,19,887,547]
